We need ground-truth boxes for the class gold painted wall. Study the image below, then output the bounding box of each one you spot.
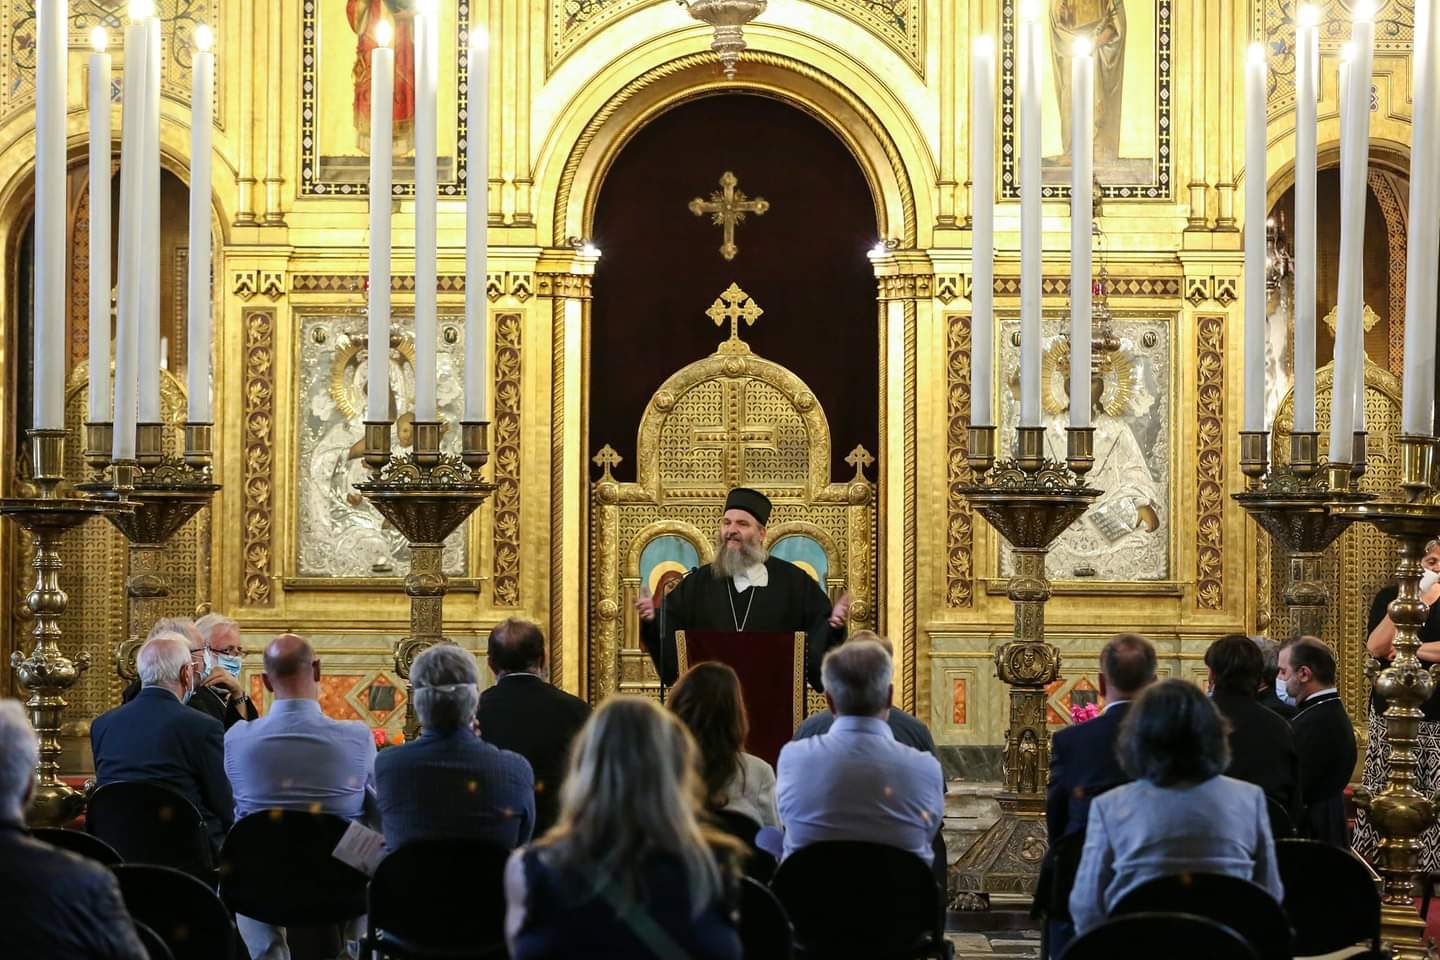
[0,0,1425,751]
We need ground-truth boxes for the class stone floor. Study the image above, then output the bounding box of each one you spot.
[947,930,1042,958]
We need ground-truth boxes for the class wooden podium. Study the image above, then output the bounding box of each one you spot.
[676,630,808,767]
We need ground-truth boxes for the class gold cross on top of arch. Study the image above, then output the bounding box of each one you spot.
[706,283,764,355]
[689,171,770,261]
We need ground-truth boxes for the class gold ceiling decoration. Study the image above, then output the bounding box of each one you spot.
[676,0,767,78]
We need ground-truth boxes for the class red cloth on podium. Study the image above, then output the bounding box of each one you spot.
[677,630,806,768]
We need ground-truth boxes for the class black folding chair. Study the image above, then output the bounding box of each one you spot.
[712,809,778,883]
[32,825,123,866]
[88,781,213,879]
[1062,912,1259,960]
[132,920,176,960]
[111,863,234,960]
[1275,838,1385,957]
[739,876,794,960]
[364,838,511,958]
[218,810,369,959]
[771,841,947,960]
[1112,872,1292,960]
[1266,796,1297,840]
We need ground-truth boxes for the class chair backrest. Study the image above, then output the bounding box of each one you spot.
[110,863,234,960]
[771,841,944,959]
[1111,872,1292,960]
[1062,912,1259,960]
[368,837,512,957]
[1266,796,1296,840]
[711,809,777,883]
[1038,830,1089,920]
[132,920,176,960]
[218,809,368,925]
[87,781,213,877]
[739,877,793,960]
[1274,838,1382,955]
[32,825,123,866]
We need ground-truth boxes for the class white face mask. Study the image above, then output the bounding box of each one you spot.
[1420,569,1440,594]
[1275,676,1297,707]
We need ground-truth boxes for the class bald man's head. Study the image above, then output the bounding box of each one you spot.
[261,634,319,699]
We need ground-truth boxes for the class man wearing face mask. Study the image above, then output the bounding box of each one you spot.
[121,617,258,730]
[91,632,234,854]
[1278,636,1356,845]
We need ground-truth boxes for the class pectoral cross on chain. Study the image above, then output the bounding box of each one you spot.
[689,171,769,261]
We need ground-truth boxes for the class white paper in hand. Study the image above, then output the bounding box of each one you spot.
[332,820,386,877]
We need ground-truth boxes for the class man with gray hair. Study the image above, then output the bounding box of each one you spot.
[1252,634,1297,719]
[92,631,233,853]
[775,639,944,864]
[376,644,535,851]
[122,616,257,729]
[0,700,148,959]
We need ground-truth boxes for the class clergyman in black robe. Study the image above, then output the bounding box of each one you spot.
[638,487,848,693]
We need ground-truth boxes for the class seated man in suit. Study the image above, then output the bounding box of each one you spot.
[1280,636,1358,845]
[91,631,234,853]
[1042,632,1156,959]
[1205,634,1302,828]
[223,633,377,960]
[379,643,535,851]
[776,640,943,865]
[792,631,937,754]
[122,617,258,730]
[477,618,589,836]
[0,700,147,960]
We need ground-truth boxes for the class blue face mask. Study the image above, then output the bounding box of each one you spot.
[1275,676,1297,707]
[204,650,244,679]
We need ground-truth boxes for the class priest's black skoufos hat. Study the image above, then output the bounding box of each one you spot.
[724,487,772,525]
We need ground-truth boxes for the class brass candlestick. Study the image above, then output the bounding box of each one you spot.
[1,430,132,825]
[79,423,221,679]
[951,426,1100,905]
[1233,430,1369,641]
[355,419,494,739]
[1336,434,1440,960]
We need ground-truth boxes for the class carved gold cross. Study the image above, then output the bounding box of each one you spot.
[693,381,777,489]
[706,283,764,351]
[689,171,769,261]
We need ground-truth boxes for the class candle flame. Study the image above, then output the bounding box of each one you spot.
[1340,41,1356,63]
[375,19,393,48]
[1352,0,1375,21]
[91,27,108,52]
[194,24,214,52]
[974,35,995,58]
[1297,5,1321,28]
[581,242,602,259]
[416,0,438,17]
[1248,42,1267,67]
[129,0,155,20]
[1018,0,1042,21]
[1072,35,1093,58]
[470,26,489,52]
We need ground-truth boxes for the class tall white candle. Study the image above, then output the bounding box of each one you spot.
[367,20,395,424]
[1293,6,1319,434]
[1243,43,1268,433]
[1402,0,1440,435]
[1329,12,1374,463]
[33,0,67,431]
[1017,1,1043,428]
[413,0,439,423]
[138,13,162,425]
[187,26,214,425]
[88,29,113,425]
[113,2,152,461]
[464,27,489,423]
[1069,37,1094,430]
[971,35,996,428]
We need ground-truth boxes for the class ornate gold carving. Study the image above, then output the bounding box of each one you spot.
[492,313,523,606]
[990,276,1182,298]
[535,272,592,300]
[947,315,975,608]
[259,270,285,300]
[935,275,964,305]
[290,274,469,294]
[242,311,277,607]
[902,299,918,711]
[233,271,258,301]
[689,172,770,261]
[1195,315,1225,609]
[705,283,764,352]
[876,273,935,302]
[1185,276,1211,306]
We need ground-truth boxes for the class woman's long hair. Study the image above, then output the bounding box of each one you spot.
[667,662,749,810]
[535,696,736,913]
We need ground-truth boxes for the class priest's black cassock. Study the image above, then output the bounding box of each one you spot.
[641,557,844,693]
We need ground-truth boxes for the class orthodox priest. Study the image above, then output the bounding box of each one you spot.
[636,488,850,692]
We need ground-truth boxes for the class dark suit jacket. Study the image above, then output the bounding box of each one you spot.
[1212,692,1303,826]
[1291,690,1358,845]
[1046,701,1132,843]
[91,686,234,850]
[793,707,938,756]
[375,726,536,851]
[121,677,257,730]
[0,821,146,960]
[1257,686,1298,720]
[478,674,591,836]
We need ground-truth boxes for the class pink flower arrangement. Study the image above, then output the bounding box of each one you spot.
[371,727,405,749]
[1069,702,1101,724]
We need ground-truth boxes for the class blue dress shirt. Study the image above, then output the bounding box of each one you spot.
[223,698,377,822]
[776,714,945,865]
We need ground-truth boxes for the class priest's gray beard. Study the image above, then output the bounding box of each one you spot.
[713,531,767,579]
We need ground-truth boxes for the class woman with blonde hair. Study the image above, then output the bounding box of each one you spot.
[504,696,742,959]
[668,661,779,829]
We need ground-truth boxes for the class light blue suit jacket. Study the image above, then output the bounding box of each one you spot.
[1069,774,1284,935]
